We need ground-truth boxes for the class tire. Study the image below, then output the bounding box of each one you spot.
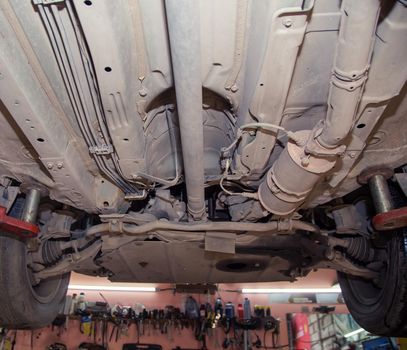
[0,234,70,329]
[338,229,407,336]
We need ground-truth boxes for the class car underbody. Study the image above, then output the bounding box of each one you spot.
[0,0,407,333]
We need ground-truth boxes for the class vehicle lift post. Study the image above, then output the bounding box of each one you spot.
[359,168,407,231]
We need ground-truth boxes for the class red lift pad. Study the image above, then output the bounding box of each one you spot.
[373,206,407,231]
[0,206,39,238]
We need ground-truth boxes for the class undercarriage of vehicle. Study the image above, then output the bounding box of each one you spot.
[0,0,407,334]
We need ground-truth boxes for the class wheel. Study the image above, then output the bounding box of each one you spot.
[338,229,407,336]
[0,234,70,329]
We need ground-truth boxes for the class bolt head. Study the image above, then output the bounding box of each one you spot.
[230,84,239,93]
[301,157,310,167]
[283,18,293,27]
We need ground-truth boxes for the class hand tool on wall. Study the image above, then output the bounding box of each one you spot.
[10,331,16,350]
[222,302,235,348]
[102,317,109,349]
[122,344,162,350]
[80,316,93,337]
[46,343,67,350]
[109,320,120,343]
[78,343,106,350]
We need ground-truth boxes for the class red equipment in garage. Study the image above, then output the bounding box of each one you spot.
[292,313,311,350]
[0,206,39,238]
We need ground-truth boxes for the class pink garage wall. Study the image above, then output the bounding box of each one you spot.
[10,289,348,350]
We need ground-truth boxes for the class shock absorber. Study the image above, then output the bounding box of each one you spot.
[21,188,41,224]
[358,168,407,231]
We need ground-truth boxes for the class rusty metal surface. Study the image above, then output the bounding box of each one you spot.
[373,207,407,231]
[0,0,406,284]
[0,206,39,238]
[358,167,394,185]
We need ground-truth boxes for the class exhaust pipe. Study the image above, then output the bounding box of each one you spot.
[259,0,381,216]
[165,0,206,220]
[317,0,381,148]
